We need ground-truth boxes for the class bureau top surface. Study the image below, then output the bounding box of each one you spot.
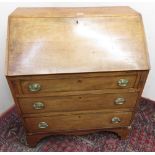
[6,7,150,76]
[10,7,138,18]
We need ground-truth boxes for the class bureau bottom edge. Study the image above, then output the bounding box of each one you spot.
[24,126,132,147]
[25,125,132,136]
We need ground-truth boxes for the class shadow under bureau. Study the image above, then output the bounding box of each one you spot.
[6,7,150,147]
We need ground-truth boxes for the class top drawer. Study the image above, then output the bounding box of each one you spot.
[17,72,138,95]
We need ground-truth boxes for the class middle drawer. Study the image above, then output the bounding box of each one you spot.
[18,92,138,114]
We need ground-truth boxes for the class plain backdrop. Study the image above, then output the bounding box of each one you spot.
[0,2,155,115]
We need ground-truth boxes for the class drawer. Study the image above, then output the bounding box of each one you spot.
[24,111,132,133]
[20,74,137,94]
[18,92,138,114]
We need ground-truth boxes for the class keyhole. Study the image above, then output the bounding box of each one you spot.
[77,79,82,83]
[76,20,78,24]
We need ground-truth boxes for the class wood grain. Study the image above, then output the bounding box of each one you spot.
[10,7,138,18]
[20,74,137,94]
[6,7,149,76]
[18,92,138,114]
[24,111,132,133]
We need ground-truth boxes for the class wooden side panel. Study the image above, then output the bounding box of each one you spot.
[6,77,22,115]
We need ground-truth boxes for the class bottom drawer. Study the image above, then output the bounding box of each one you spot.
[24,111,132,133]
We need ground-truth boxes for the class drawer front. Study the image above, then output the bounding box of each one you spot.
[20,74,137,94]
[19,92,138,114]
[24,111,132,133]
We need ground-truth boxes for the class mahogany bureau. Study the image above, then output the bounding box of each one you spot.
[5,7,150,147]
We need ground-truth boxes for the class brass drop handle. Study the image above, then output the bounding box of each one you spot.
[33,102,45,110]
[112,117,121,124]
[38,122,48,129]
[118,79,128,87]
[114,97,125,105]
[29,83,41,92]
